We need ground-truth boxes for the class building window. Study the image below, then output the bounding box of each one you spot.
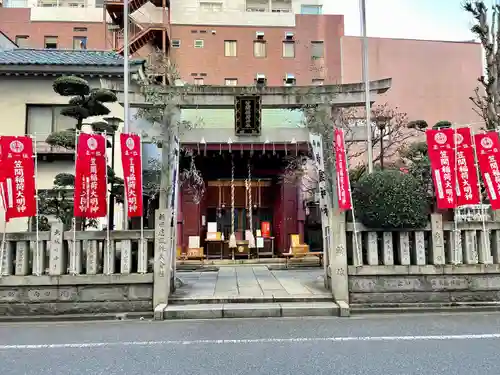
[282,41,295,58]
[312,79,324,86]
[254,41,267,58]
[200,1,222,11]
[225,78,238,86]
[15,35,29,47]
[73,36,87,50]
[194,39,204,48]
[44,36,58,49]
[94,0,103,7]
[194,78,204,85]
[246,0,268,12]
[171,39,181,48]
[3,0,29,7]
[73,27,87,32]
[224,40,237,57]
[301,4,322,14]
[311,41,324,58]
[37,0,56,6]
[26,105,75,142]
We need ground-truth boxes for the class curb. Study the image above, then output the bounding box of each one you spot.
[350,303,500,315]
[0,311,154,323]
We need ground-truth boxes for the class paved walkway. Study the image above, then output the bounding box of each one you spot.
[173,266,330,299]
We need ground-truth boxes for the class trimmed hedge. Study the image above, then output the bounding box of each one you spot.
[352,169,431,229]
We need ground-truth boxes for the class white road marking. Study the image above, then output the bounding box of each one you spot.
[1,333,500,350]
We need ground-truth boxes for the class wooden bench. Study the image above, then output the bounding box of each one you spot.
[283,234,323,268]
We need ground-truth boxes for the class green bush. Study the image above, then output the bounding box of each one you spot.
[352,169,431,229]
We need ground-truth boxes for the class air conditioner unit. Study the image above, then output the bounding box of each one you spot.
[255,73,266,85]
[284,73,296,85]
[255,31,265,39]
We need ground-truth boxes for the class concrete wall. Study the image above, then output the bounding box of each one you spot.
[349,266,500,305]
[341,36,483,128]
[0,275,152,315]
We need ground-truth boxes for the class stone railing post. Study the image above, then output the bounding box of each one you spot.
[153,208,171,320]
[430,213,445,265]
[48,222,65,276]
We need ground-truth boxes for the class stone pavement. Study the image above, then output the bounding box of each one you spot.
[172,266,330,299]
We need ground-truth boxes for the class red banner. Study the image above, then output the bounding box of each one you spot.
[455,127,480,206]
[474,131,500,210]
[74,133,107,218]
[120,133,143,217]
[334,128,352,211]
[426,128,457,209]
[0,136,36,220]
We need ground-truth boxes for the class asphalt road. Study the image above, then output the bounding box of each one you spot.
[1,313,500,375]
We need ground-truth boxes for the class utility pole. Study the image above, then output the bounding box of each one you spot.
[360,0,373,173]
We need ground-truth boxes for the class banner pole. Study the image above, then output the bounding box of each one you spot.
[453,124,460,264]
[71,130,79,275]
[471,129,489,255]
[139,134,144,265]
[0,220,5,278]
[339,129,360,258]
[32,134,40,276]
[104,131,111,275]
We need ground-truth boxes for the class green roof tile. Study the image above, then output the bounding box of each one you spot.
[0,49,144,67]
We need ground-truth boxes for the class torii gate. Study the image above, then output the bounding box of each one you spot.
[113,78,392,319]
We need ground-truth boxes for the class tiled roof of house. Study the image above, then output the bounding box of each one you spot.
[0,49,145,66]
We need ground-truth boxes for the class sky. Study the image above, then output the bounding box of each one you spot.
[323,0,481,41]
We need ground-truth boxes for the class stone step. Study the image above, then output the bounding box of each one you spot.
[163,302,340,319]
[168,295,333,305]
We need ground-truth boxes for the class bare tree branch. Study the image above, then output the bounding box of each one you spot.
[464,1,500,129]
[135,48,206,209]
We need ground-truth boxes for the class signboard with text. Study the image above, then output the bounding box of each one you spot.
[234,96,262,135]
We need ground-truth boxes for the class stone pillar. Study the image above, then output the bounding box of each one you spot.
[382,232,394,265]
[15,241,29,275]
[120,240,132,274]
[463,230,479,264]
[1,241,13,276]
[31,240,45,276]
[366,232,378,265]
[398,232,411,265]
[153,209,171,319]
[414,231,426,265]
[84,240,99,275]
[478,228,493,264]
[48,222,65,276]
[430,213,445,265]
[329,212,349,303]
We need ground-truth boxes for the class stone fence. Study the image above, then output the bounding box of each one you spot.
[3,211,500,317]
[0,224,155,316]
[346,213,500,307]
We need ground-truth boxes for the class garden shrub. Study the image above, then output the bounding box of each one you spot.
[352,169,430,229]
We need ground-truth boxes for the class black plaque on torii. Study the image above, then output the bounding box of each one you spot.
[234,95,262,135]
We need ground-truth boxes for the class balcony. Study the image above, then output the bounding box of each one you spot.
[105,0,168,27]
